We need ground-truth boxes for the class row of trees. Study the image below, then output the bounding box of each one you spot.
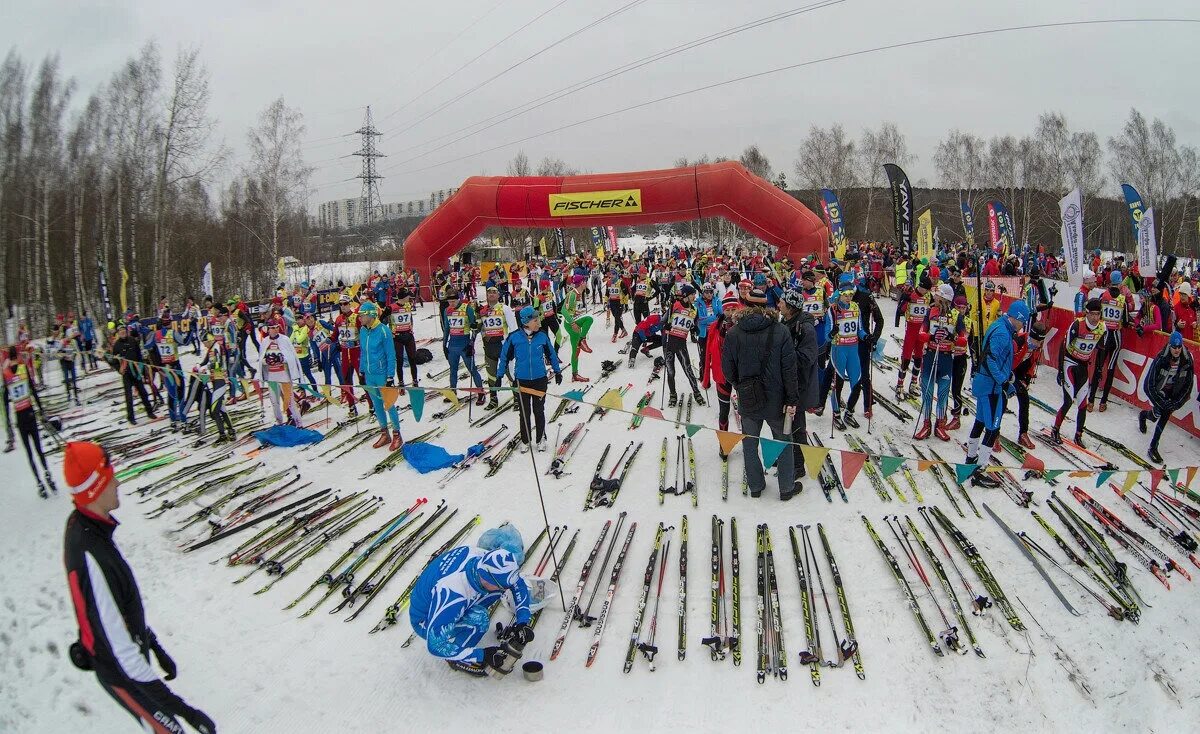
[3,40,1196,341]
[0,45,312,338]
[786,111,1198,253]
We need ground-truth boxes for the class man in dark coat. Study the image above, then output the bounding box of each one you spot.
[1138,331,1195,464]
[779,290,819,493]
[721,306,800,500]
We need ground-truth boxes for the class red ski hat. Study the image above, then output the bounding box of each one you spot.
[63,441,114,506]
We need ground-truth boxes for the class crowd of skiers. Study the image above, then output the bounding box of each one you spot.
[8,237,1200,498]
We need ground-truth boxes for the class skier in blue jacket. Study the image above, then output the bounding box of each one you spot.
[963,300,1026,487]
[497,307,563,452]
[356,301,403,451]
[410,525,535,677]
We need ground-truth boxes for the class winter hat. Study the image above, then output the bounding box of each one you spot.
[1170,331,1184,348]
[358,302,379,318]
[721,292,740,309]
[937,284,954,301]
[63,441,114,507]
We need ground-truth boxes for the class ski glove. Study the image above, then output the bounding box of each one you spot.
[554,372,563,385]
[386,377,394,387]
[482,645,508,671]
[507,622,535,647]
[181,707,217,734]
[147,631,177,681]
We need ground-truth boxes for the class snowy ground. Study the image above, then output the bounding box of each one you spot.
[2,296,1198,734]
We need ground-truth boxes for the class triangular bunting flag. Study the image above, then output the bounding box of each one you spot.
[917,460,936,472]
[1068,470,1092,478]
[840,450,867,489]
[685,424,702,438]
[1167,468,1180,487]
[801,444,831,481]
[1186,466,1198,489]
[760,438,788,470]
[381,387,400,409]
[716,430,744,456]
[320,383,331,399]
[440,389,460,407]
[954,463,978,484]
[1095,470,1115,488]
[597,388,624,412]
[409,388,425,422]
[1021,452,1045,473]
[519,385,546,398]
[879,456,906,479]
[561,389,586,402]
[1043,469,1065,482]
[1120,471,1139,494]
[639,406,664,421]
[1149,469,1165,497]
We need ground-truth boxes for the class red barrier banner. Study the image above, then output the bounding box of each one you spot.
[1009,297,1200,439]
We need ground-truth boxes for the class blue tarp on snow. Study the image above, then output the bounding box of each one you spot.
[402,442,465,474]
[253,424,324,447]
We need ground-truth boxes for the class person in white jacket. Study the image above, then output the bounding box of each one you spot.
[258,321,303,426]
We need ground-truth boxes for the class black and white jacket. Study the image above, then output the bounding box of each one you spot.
[64,508,158,683]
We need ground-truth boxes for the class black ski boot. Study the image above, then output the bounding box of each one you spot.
[971,468,1000,488]
[1148,445,1164,465]
[44,470,58,493]
[780,480,801,502]
[36,478,48,499]
[486,396,499,411]
[1138,411,1148,434]
[1050,427,1063,445]
[833,412,846,431]
[3,437,12,453]
[843,412,860,429]
[1073,432,1086,450]
[668,394,678,408]
[693,391,706,406]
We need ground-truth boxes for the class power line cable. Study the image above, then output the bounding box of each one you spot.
[379,0,844,171]
[377,0,573,125]
[382,17,1200,177]
[383,0,649,140]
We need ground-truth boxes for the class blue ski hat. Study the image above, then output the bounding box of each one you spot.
[1170,330,1184,347]
[1006,300,1030,323]
[1110,271,1123,285]
[477,548,522,589]
[478,524,525,564]
[838,273,855,291]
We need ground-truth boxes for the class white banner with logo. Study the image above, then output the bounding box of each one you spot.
[1137,207,1158,273]
[1058,188,1085,286]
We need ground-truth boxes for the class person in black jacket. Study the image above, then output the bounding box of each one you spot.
[1138,331,1195,464]
[721,307,800,500]
[63,441,216,733]
[779,290,818,492]
[845,280,884,421]
[112,325,157,425]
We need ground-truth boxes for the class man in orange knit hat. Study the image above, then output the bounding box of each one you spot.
[62,441,216,733]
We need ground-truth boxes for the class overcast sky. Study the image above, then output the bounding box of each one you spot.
[4,0,1198,207]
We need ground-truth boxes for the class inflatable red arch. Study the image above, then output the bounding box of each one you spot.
[403,161,829,298]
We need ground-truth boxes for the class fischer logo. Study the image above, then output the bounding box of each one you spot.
[548,189,642,217]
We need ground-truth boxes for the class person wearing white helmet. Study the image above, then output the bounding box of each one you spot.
[1074,270,1096,316]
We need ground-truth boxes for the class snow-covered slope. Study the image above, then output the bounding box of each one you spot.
[2,297,1196,733]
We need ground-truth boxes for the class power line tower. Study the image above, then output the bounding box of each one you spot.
[353,106,385,228]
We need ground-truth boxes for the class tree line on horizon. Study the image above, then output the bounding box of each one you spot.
[2,43,1196,338]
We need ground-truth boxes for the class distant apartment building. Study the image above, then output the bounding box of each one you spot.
[315,188,458,230]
